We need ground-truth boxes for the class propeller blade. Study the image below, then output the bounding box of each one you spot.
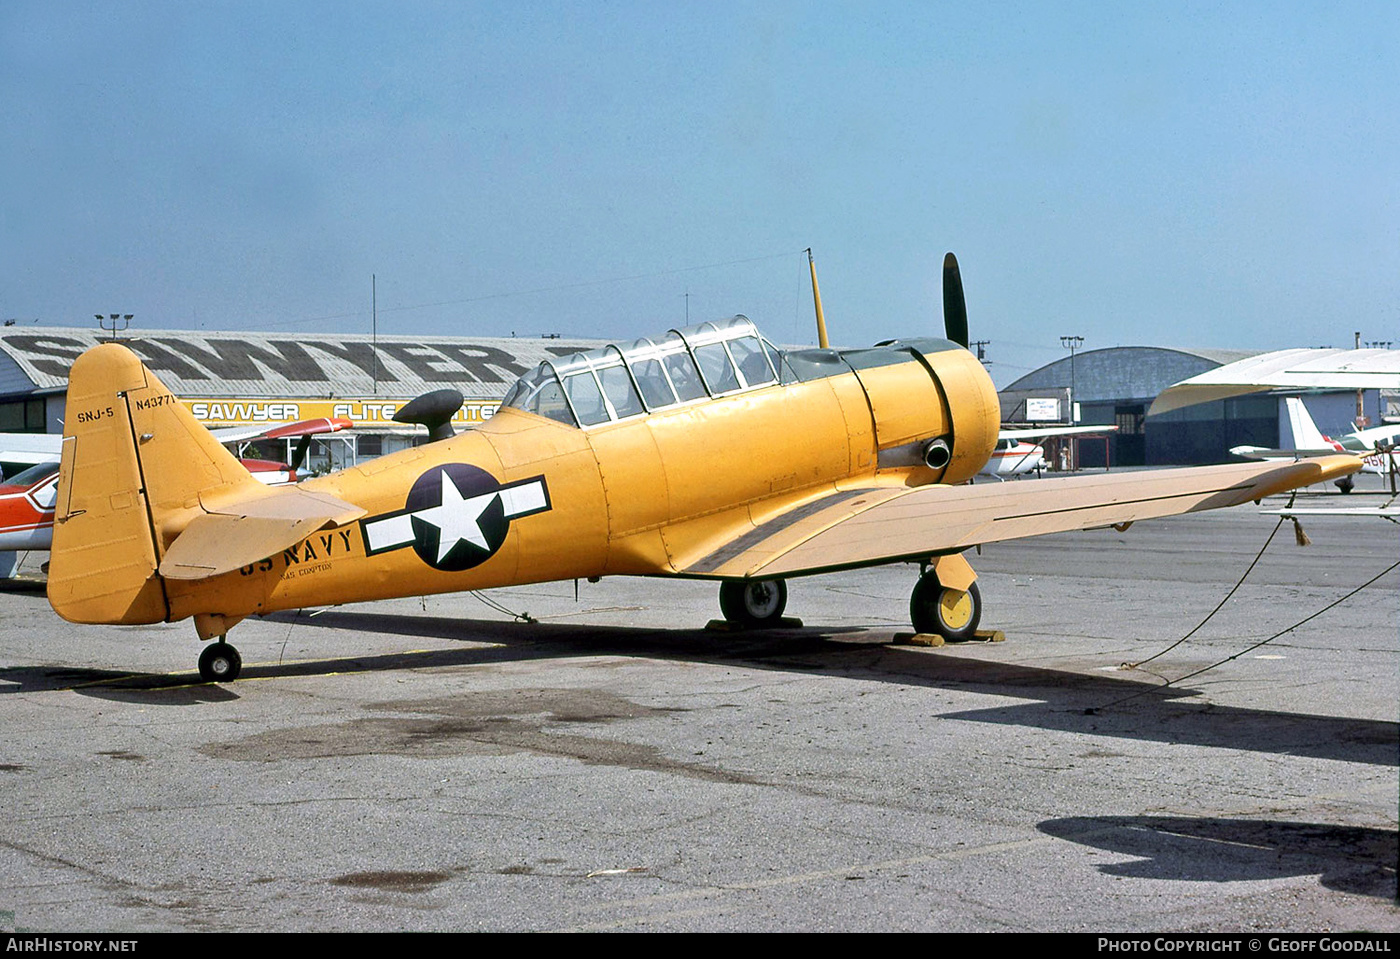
[942,252,968,348]
[289,435,312,472]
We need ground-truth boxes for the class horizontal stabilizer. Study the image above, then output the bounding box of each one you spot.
[160,487,364,580]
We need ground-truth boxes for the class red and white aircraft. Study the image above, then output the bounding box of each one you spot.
[0,417,352,555]
[0,462,60,552]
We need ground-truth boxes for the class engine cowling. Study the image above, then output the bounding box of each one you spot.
[850,342,999,485]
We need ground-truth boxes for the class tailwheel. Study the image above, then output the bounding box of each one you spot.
[910,571,982,642]
[198,641,242,683]
[719,579,788,627]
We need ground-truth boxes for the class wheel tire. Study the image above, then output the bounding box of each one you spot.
[719,579,788,627]
[198,641,242,683]
[1336,476,1355,493]
[910,573,981,642]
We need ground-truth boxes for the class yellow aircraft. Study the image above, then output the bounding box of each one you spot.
[47,256,1361,681]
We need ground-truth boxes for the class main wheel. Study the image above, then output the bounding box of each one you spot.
[1336,476,1355,493]
[910,572,982,641]
[719,579,788,627]
[198,641,242,683]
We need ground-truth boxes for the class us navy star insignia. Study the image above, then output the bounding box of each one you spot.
[359,464,551,572]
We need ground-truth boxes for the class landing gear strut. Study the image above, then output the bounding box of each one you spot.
[910,569,982,642]
[198,641,242,683]
[719,579,788,627]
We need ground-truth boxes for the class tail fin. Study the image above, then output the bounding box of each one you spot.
[1283,396,1337,451]
[48,344,268,624]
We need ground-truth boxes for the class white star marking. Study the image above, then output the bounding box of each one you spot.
[361,471,549,561]
[412,470,498,562]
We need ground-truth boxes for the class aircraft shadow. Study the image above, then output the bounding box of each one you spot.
[0,613,815,702]
[0,664,240,703]
[10,609,1394,766]
[1039,815,1397,899]
[259,609,1398,768]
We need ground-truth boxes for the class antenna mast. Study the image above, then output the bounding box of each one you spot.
[807,249,829,349]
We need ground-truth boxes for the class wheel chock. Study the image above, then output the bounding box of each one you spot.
[893,629,1004,646]
[893,631,944,646]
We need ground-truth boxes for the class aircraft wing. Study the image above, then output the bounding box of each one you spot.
[0,432,62,469]
[1230,445,1340,460]
[997,424,1118,440]
[1149,347,1400,417]
[1262,505,1400,519]
[210,416,354,445]
[683,456,1360,579]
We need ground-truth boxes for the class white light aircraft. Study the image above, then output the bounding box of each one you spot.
[980,425,1119,479]
[1231,397,1399,493]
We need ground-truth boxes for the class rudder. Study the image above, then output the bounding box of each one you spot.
[48,344,263,624]
[1283,396,1333,451]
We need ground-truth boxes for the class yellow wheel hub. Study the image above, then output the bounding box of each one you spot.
[939,589,974,630]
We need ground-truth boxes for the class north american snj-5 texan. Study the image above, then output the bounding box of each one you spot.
[45,255,1359,681]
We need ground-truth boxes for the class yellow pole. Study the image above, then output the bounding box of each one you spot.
[807,248,829,349]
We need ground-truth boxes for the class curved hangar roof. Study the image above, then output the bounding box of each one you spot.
[0,327,605,399]
[1003,346,1260,404]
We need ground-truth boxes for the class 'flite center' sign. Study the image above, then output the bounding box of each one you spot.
[184,398,499,427]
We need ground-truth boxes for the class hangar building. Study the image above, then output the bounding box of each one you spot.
[1001,346,1393,466]
[0,327,602,471]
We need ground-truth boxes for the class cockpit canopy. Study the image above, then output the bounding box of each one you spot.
[501,316,788,428]
[500,316,961,429]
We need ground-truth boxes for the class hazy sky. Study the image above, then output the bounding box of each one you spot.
[3,1,1396,385]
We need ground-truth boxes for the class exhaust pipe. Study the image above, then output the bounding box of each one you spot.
[923,437,952,470]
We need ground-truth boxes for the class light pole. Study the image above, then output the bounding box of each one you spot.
[1059,335,1083,423]
[1060,335,1084,470]
[96,314,133,340]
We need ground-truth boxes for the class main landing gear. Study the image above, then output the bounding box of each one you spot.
[198,640,242,683]
[910,570,982,642]
[906,552,984,642]
[718,578,788,627]
[717,560,985,643]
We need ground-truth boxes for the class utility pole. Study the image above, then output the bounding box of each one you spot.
[1355,331,1365,426]
[372,274,379,395]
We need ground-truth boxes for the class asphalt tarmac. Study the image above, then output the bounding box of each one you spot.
[1,476,1396,932]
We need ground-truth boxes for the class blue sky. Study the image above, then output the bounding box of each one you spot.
[3,1,1396,385]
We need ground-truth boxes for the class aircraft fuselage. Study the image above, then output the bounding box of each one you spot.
[155,339,998,623]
